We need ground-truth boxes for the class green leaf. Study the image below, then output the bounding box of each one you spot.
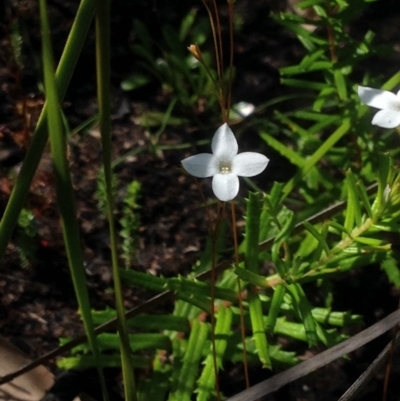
[311,308,363,327]
[281,78,326,90]
[382,254,400,288]
[196,306,232,401]
[120,268,167,292]
[287,283,318,346]
[266,284,286,333]
[121,73,151,91]
[71,333,171,353]
[303,221,330,255]
[170,320,208,401]
[281,61,332,76]
[179,8,197,41]
[334,68,348,101]
[58,355,150,370]
[260,132,305,168]
[249,291,271,368]
[167,276,237,303]
[344,169,362,231]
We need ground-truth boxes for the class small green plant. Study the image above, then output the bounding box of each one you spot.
[120,180,141,268]
[122,9,216,114]
[96,166,118,217]
[15,209,38,268]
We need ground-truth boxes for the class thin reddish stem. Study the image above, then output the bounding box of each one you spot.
[231,201,250,389]
[227,1,234,120]
[210,201,225,401]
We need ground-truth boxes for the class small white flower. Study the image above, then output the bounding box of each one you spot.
[358,86,400,128]
[181,123,269,201]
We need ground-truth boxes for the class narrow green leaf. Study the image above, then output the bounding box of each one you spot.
[382,70,400,91]
[179,8,197,40]
[171,320,208,401]
[311,308,363,327]
[168,277,237,302]
[71,333,171,353]
[328,221,352,237]
[58,355,150,370]
[144,351,171,401]
[245,193,263,273]
[372,153,391,215]
[266,284,286,333]
[356,180,373,219]
[129,315,190,332]
[196,306,232,401]
[274,110,310,138]
[248,291,271,368]
[382,254,400,288]
[303,221,330,255]
[96,2,136,398]
[234,266,276,288]
[293,110,338,122]
[280,78,326,90]
[177,292,213,314]
[344,169,362,231]
[273,317,308,342]
[334,68,348,101]
[313,86,336,111]
[120,269,167,292]
[282,117,351,200]
[260,132,305,168]
[40,1,108,398]
[244,193,272,368]
[0,0,96,260]
[296,230,319,258]
[287,284,318,346]
[274,210,296,245]
[307,115,340,135]
[282,61,332,75]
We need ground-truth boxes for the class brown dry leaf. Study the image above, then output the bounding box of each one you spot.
[0,336,54,401]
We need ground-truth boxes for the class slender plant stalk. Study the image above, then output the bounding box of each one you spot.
[38,0,108,400]
[211,0,224,87]
[231,201,250,388]
[227,0,235,119]
[325,2,338,63]
[200,0,226,120]
[210,201,225,401]
[95,2,137,401]
[0,0,95,260]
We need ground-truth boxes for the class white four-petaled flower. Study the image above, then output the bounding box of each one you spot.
[358,86,400,128]
[181,123,269,201]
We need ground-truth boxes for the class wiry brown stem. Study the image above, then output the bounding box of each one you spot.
[210,201,225,401]
[227,1,235,120]
[231,201,250,388]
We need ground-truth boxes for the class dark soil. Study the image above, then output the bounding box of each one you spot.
[2,0,400,400]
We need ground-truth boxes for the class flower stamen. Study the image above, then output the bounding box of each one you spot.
[220,165,232,174]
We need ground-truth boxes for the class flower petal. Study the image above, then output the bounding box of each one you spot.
[212,173,239,201]
[181,153,218,177]
[358,86,399,110]
[232,152,269,177]
[371,109,400,129]
[211,123,238,160]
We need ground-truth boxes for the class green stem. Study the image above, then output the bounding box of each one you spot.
[95,2,137,400]
[38,0,108,399]
[0,0,95,259]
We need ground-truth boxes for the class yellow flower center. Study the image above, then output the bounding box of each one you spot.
[219,163,232,174]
